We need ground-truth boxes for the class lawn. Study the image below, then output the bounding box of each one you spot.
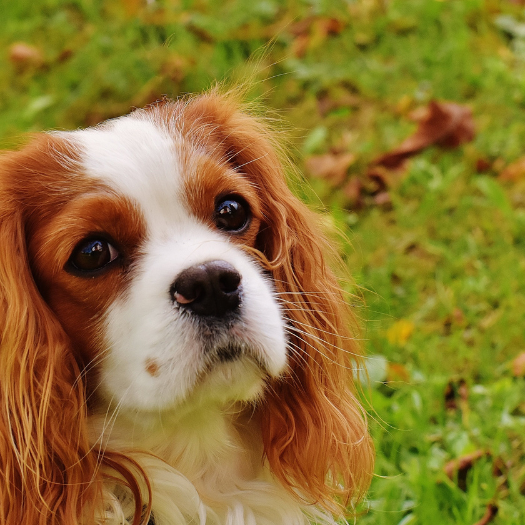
[2,0,525,524]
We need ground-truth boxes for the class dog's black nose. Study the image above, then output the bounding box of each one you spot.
[171,261,242,317]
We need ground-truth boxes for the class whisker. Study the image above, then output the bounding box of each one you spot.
[284,329,360,371]
[285,324,364,359]
[286,318,365,343]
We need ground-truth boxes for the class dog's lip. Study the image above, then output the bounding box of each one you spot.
[215,342,244,363]
[204,340,270,375]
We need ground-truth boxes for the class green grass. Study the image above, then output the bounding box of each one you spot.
[3,0,525,523]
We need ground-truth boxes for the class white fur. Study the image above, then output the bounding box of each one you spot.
[65,115,335,524]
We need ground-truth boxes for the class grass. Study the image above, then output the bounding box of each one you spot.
[3,0,525,523]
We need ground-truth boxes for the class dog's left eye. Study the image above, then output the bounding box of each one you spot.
[68,238,119,273]
[214,196,250,232]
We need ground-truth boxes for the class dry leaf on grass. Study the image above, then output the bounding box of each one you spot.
[8,42,44,70]
[386,319,414,346]
[499,157,525,182]
[343,177,363,208]
[305,152,356,186]
[386,362,410,384]
[444,450,490,491]
[444,379,469,411]
[289,17,345,57]
[375,100,475,169]
[473,504,498,525]
[512,352,525,377]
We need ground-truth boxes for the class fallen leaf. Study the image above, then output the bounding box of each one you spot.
[8,42,44,69]
[288,17,314,37]
[343,176,363,209]
[444,450,490,491]
[57,48,74,63]
[305,152,356,186]
[316,91,360,117]
[473,504,498,525]
[367,164,406,191]
[453,307,466,326]
[444,378,469,411]
[374,101,475,169]
[386,362,410,383]
[512,352,525,377]
[289,17,344,38]
[499,156,525,182]
[291,34,309,58]
[315,17,344,37]
[386,319,414,346]
[289,16,345,57]
[476,158,492,173]
[373,191,392,208]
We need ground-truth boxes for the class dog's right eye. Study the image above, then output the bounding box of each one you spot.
[68,238,119,273]
[214,196,250,233]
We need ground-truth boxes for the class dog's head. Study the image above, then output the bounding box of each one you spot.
[0,92,373,524]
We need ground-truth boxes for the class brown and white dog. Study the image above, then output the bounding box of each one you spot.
[0,91,373,525]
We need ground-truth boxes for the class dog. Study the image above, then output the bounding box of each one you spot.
[0,90,373,525]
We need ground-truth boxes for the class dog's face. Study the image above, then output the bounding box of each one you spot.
[0,92,373,525]
[27,105,287,415]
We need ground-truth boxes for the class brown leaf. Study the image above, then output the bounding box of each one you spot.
[288,17,315,37]
[476,158,492,173]
[57,48,74,63]
[444,450,490,491]
[373,191,392,208]
[315,17,344,37]
[512,352,525,377]
[343,177,363,209]
[499,157,525,182]
[289,16,344,37]
[375,101,475,169]
[473,504,498,525]
[444,378,469,411]
[386,362,410,383]
[289,16,345,57]
[8,42,44,69]
[367,164,407,191]
[291,34,310,58]
[305,152,356,186]
[316,91,360,117]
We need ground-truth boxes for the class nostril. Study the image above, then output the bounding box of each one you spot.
[219,271,241,294]
[171,267,208,305]
[171,261,242,317]
[173,288,200,305]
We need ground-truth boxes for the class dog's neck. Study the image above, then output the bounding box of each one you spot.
[88,400,263,489]
[86,403,336,525]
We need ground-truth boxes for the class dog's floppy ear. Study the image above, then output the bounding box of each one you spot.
[0,145,97,525]
[258,196,374,515]
[184,91,374,515]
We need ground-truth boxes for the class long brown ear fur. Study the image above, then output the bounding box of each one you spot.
[0,142,152,525]
[0,205,97,524]
[184,91,374,516]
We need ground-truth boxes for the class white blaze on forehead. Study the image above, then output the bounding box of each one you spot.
[69,115,186,229]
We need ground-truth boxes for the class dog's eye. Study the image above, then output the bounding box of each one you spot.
[68,238,119,273]
[214,196,250,232]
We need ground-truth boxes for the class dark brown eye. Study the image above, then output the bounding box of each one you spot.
[68,238,119,273]
[214,196,250,232]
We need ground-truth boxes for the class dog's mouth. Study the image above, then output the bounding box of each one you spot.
[202,338,269,377]
[215,342,244,363]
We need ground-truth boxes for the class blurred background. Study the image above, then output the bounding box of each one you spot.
[3,0,525,523]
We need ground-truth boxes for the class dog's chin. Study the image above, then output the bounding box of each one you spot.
[105,352,268,422]
[196,353,268,403]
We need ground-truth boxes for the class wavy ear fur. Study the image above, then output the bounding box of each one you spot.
[184,91,374,516]
[0,147,100,524]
